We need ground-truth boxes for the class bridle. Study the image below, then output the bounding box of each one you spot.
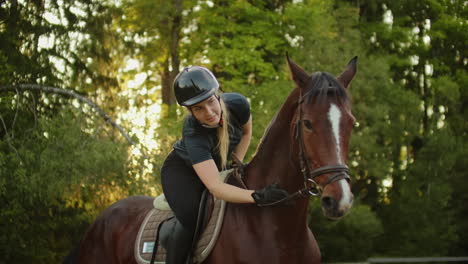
[231,88,351,207]
[294,89,350,197]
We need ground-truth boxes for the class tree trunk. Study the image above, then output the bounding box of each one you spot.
[161,58,173,105]
[160,0,182,106]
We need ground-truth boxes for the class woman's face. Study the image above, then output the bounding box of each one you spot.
[190,95,221,127]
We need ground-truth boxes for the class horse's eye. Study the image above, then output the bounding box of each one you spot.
[303,120,314,131]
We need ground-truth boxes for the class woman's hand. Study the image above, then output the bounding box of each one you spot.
[251,184,290,207]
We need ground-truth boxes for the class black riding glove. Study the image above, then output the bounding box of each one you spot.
[252,183,290,207]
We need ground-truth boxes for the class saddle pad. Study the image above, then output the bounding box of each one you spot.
[135,197,226,264]
[193,196,226,263]
[134,208,174,264]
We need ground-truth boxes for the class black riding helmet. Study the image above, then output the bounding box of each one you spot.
[174,66,219,107]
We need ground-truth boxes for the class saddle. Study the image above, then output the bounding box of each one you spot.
[134,169,236,264]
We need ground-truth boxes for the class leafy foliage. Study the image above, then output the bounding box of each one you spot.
[347,0,467,257]
[379,130,461,256]
[0,101,131,263]
[309,201,383,261]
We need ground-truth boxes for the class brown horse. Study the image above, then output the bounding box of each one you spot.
[65,55,357,264]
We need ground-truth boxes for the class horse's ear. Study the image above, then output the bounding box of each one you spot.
[286,53,309,88]
[337,56,358,89]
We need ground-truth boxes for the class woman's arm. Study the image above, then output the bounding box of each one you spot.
[232,115,252,162]
[193,159,255,203]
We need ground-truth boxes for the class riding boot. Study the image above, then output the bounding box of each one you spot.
[163,218,194,264]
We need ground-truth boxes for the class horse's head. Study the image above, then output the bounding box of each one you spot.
[287,55,357,220]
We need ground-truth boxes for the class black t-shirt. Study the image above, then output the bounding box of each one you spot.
[173,93,250,170]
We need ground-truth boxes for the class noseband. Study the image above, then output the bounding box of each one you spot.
[294,90,350,197]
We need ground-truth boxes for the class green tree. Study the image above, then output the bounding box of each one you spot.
[183,0,292,159]
[309,202,383,261]
[121,0,198,107]
[0,1,143,262]
[0,99,131,263]
[0,0,124,93]
[344,0,467,256]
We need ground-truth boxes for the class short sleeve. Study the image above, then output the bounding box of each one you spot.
[226,93,251,126]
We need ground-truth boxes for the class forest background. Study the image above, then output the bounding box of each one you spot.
[0,0,466,263]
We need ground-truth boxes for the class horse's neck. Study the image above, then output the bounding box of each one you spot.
[239,88,311,240]
[246,88,302,191]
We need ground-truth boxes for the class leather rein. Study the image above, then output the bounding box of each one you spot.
[232,89,351,207]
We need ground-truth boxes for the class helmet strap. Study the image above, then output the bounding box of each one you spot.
[217,95,224,128]
[201,123,219,128]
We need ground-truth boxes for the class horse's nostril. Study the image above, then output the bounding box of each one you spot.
[321,196,336,210]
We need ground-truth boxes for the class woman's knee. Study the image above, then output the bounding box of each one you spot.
[176,211,198,232]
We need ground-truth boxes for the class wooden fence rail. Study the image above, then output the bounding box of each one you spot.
[327,257,468,264]
[368,257,468,263]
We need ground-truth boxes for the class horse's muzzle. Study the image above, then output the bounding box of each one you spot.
[321,179,354,220]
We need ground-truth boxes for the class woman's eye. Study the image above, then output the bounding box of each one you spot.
[303,120,314,131]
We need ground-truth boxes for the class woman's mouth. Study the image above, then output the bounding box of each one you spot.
[206,116,217,122]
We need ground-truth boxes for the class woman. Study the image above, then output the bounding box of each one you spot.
[161,66,289,264]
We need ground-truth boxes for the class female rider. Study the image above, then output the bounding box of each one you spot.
[161,66,289,264]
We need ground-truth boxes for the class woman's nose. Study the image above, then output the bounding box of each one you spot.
[205,106,214,115]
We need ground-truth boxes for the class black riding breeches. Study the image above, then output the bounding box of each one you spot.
[161,151,206,232]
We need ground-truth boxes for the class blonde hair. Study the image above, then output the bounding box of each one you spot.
[217,95,230,170]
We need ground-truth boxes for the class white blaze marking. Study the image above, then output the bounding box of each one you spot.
[328,104,353,209]
[339,179,352,210]
[328,104,342,164]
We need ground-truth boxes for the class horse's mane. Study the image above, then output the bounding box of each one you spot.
[302,72,348,104]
